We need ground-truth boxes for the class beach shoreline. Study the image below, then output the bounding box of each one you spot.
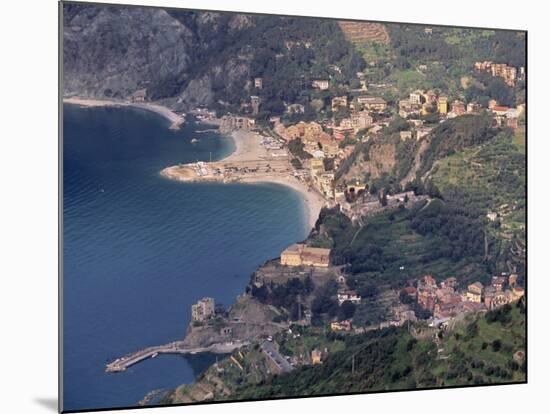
[63,96,185,130]
[163,127,325,231]
[239,175,324,232]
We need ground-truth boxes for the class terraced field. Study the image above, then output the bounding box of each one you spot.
[432,129,526,238]
[338,21,390,45]
[349,206,488,285]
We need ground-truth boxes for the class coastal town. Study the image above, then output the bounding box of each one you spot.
[64,8,528,406]
[61,4,527,410]
[103,52,526,384]
[160,58,525,231]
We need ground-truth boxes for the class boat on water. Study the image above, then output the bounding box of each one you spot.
[151,352,158,358]
[191,138,199,144]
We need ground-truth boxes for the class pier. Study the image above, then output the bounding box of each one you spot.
[105,341,248,373]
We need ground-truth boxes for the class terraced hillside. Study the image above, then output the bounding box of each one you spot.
[338,21,390,45]
[231,300,526,399]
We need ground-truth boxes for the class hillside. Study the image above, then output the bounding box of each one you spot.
[431,127,526,275]
[337,114,500,194]
[63,3,365,115]
[159,298,525,405]
[338,21,390,45]
[231,299,525,399]
[314,199,491,289]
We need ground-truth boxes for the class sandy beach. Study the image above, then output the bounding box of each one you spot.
[162,127,325,231]
[240,174,326,232]
[225,129,271,162]
[63,96,185,130]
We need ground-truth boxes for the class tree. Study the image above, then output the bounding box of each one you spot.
[323,157,335,171]
[338,300,356,321]
[287,138,312,160]
[359,284,378,298]
[399,290,415,305]
[486,77,515,107]
[291,158,303,169]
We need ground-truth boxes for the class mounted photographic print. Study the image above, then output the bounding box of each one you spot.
[60,1,527,412]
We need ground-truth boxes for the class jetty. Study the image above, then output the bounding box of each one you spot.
[105,340,248,373]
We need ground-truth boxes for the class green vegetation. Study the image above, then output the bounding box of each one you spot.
[335,141,370,180]
[315,199,493,289]
[513,126,526,154]
[418,114,498,177]
[310,280,339,323]
[231,300,525,399]
[390,69,428,92]
[288,138,313,160]
[277,325,346,358]
[251,276,314,321]
[442,300,526,383]
[384,25,525,96]
[431,128,526,274]
[356,42,392,66]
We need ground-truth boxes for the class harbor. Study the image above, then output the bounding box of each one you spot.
[105,341,249,373]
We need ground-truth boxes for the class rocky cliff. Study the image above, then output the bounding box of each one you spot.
[62,3,366,113]
[63,3,253,109]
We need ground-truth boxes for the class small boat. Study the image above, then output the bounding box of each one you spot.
[191,138,199,144]
[151,352,158,359]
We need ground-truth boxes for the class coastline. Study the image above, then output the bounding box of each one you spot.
[164,127,326,231]
[63,96,185,130]
[239,174,325,233]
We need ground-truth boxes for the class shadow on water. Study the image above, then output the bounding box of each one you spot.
[33,397,58,412]
[181,353,221,377]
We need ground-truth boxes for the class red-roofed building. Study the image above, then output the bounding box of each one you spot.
[421,275,437,288]
[402,286,417,297]
[418,289,437,312]
[492,276,507,292]
[492,106,510,116]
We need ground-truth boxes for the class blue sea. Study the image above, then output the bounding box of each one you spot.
[62,104,307,411]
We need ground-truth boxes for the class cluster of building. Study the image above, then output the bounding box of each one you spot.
[308,158,335,198]
[219,115,256,132]
[192,107,217,122]
[474,61,525,87]
[489,100,523,130]
[280,243,331,267]
[277,121,339,156]
[398,89,483,122]
[273,94,390,199]
[396,91,523,142]
[399,89,438,117]
[274,121,342,198]
[338,189,429,222]
[405,273,524,319]
[260,134,286,153]
[329,95,387,139]
[332,112,374,140]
